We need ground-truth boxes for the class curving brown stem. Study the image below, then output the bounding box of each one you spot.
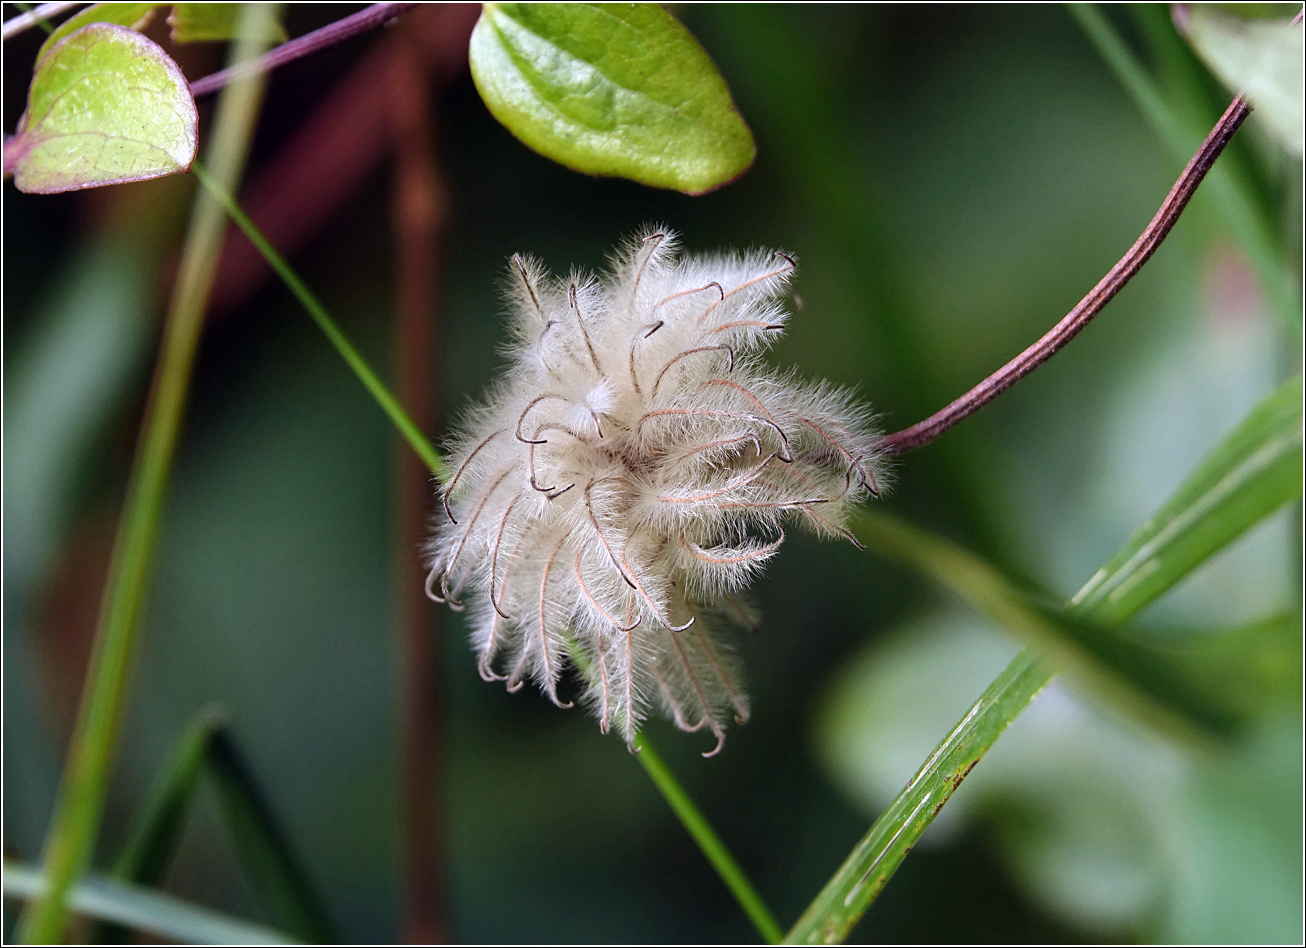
[882,94,1251,455]
[191,3,419,97]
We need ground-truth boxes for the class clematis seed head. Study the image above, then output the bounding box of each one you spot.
[426,228,889,755]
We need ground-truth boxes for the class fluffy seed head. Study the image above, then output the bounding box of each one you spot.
[427,228,890,755]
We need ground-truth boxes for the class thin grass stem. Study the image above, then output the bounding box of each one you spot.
[634,733,785,944]
[16,7,278,942]
[191,162,449,482]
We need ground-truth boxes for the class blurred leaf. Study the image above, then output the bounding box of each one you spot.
[789,375,1303,942]
[206,730,336,943]
[1165,716,1304,942]
[1177,5,1304,157]
[854,510,1250,737]
[111,707,226,886]
[2,861,299,945]
[35,2,284,55]
[169,3,286,43]
[36,3,159,59]
[1152,611,1303,719]
[468,2,755,194]
[93,707,226,942]
[1070,374,1303,626]
[7,23,198,194]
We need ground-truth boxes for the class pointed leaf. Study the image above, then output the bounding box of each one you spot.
[2,862,298,945]
[789,377,1304,943]
[111,707,225,886]
[8,23,198,194]
[468,2,755,194]
[1070,375,1303,626]
[206,731,335,943]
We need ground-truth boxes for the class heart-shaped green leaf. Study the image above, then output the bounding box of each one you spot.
[1179,7,1304,158]
[7,23,199,194]
[469,2,755,194]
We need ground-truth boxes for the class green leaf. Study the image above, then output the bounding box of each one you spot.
[206,730,335,943]
[1178,6,1304,157]
[7,23,198,194]
[33,2,285,53]
[86,707,332,944]
[1070,375,1303,626]
[111,708,226,887]
[786,648,1053,944]
[853,509,1240,739]
[169,3,286,44]
[2,862,299,945]
[36,3,161,60]
[788,377,1304,943]
[91,708,226,942]
[1153,611,1303,721]
[468,2,755,194]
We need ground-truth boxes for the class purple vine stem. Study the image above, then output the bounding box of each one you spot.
[882,93,1252,454]
[190,2,419,97]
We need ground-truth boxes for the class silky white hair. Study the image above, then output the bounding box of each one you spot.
[427,227,889,755]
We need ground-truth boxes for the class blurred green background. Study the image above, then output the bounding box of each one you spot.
[4,3,1301,943]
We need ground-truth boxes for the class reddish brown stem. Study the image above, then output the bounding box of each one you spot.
[882,94,1251,455]
[389,21,448,945]
[190,3,419,97]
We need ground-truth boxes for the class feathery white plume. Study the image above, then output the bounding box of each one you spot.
[427,228,889,755]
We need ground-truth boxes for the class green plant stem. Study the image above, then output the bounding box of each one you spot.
[17,8,277,942]
[634,733,785,944]
[561,637,781,941]
[1067,2,1300,334]
[189,162,448,483]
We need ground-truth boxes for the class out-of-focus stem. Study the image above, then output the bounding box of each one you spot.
[17,6,278,942]
[1,1,80,40]
[389,26,447,944]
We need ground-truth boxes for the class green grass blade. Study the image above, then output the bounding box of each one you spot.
[3,861,299,945]
[110,707,226,886]
[634,734,785,944]
[788,376,1304,943]
[189,162,448,483]
[92,707,227,943]
[854,509,1242,739]
[204,731,335,943]
[16,9,278,941]
[1067,2,1301,333]
[785,650,1052,944]
[1070,375,1303,625]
